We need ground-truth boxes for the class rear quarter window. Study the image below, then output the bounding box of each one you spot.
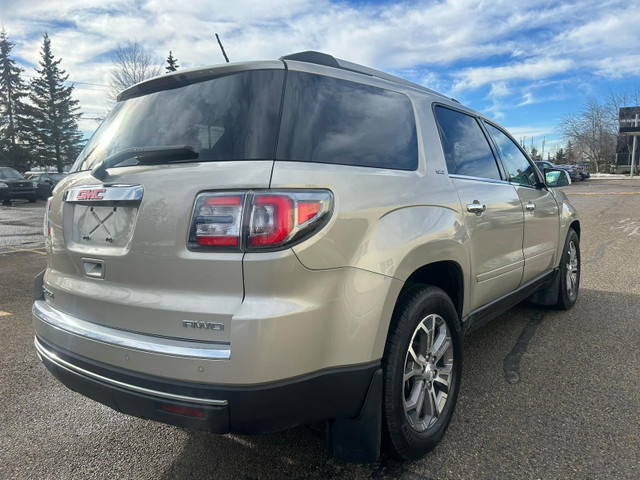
[277,72,418,170]
[434,106,502,181]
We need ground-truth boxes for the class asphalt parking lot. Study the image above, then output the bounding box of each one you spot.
[1,179,639,480]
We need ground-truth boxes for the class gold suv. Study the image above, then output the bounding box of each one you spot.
[33,51,579,463]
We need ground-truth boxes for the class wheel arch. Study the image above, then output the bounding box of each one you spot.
[373,258,467,361]
[401,261,464,320]
[570,220,580,238]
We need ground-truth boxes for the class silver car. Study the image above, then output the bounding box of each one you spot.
[33,51,579,463]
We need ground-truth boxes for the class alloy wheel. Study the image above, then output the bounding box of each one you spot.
[566,240,579,297]
[402,313,454,432]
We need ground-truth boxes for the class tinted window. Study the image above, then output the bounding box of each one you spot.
[277,72,418,170]
[486,124,537,187]
[434,106,501,180]
[72,70,285,172]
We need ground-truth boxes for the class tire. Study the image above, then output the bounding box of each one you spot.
[382,285,463,460]
[555,228,580,309]
[28,197,38,203]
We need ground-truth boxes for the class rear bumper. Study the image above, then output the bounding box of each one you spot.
[36,251,402,384]
[35,335,379,434]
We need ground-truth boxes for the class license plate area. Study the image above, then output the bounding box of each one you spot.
[70,204,138,247]
[63,184,143,255]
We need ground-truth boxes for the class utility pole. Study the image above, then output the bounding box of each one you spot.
[631,114,638,179]
[541,136,545,162]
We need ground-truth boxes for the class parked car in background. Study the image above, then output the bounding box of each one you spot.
[560,165,582,182]
[575,164,590,180]
[33,51,581,463]
[0,167,38,205]
[535,161,580,182]
[28,172,67,199]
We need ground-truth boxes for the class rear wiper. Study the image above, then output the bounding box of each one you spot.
[91,145,199,180]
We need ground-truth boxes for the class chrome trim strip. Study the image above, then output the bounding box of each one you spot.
[65,184,144,203]
[33,300,231,360]
[34,337,228,406]
[449,173,511,185]
[476,259,525,283]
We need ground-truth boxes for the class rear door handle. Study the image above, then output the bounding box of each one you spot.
[466,202,486,214]
[525,202,536,212]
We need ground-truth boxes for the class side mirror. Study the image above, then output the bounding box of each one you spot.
[544,168,570,187]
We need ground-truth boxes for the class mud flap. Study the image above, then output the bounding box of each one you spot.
[327,368,382,464]
[529,268,560,306]
[34,269,45,301]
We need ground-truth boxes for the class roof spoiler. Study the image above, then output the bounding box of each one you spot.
[280,51,453,101]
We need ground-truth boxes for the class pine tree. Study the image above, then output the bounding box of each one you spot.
[555,147,566,164]
[165,51,179,73]
[29,33,84,172]
[530,146,541,161]
[0,27,33,169]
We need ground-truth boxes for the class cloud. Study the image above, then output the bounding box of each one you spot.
[517,92,535,107]
[453,58,573,91]
[489,81,510,98]
[2,0,640,142]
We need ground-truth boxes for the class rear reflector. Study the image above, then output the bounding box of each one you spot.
[43,197,53,237]
[160,404,204,418]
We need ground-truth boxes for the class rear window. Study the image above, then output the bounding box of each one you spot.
[71,70,285,172]
[277,72,418,170]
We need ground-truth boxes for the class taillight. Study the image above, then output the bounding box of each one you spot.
[188,190,333,251]
[249,195,294,247]
[43,197,53,237]
[190,193,244,247]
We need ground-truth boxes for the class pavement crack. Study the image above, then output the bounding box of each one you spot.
[503,311,545,384]
[583,239,615,264]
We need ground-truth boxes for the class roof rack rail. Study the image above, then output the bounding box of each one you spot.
[280,51,450,100]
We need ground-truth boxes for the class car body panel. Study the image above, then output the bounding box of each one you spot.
[450,177,525,311]
[513,185,560,284]
[43,161,274,345]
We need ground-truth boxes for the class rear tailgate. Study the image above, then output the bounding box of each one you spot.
[44,161,273,343]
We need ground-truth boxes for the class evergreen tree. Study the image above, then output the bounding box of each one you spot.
[165,51,179,72]
[29,33,83,172]
[529,145,541,161]
[0,27,33,169]
[555,147,566,164]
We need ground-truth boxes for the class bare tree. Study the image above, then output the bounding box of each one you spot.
[108,41,162,103]
[559,97,617,173]
[606,87,640,123]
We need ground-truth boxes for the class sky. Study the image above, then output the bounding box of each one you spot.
[2,0,640,158]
